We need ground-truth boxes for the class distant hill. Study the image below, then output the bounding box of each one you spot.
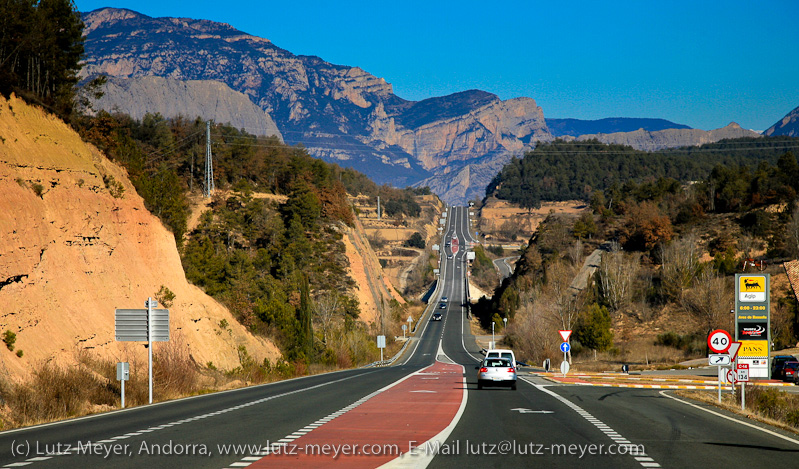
[574,122,760,151]
[545,117,691,137]
[764,105,799,137]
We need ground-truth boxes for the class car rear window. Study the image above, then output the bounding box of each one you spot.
[486,359,511,367]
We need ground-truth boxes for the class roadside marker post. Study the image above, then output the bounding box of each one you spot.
[377,335,386,362]
[116,362,129,408]
[737,363,750,410]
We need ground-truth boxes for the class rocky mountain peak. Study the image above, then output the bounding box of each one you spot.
[764,105,799,137]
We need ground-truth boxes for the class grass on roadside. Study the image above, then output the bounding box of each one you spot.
[676,385,799,434]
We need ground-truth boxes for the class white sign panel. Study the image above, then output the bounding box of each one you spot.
[738,357,768,378]
[377,335,386,349]
[115,309,170,342]
[708,354,731,366]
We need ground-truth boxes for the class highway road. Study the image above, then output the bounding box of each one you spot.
[2,207,798,468]
[492,256,516,281]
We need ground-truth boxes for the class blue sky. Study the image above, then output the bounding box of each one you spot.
[75,0,799,131]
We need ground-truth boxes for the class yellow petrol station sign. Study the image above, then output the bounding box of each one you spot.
[739,276,766,302]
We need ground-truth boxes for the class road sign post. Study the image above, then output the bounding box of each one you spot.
[737,363,750,410]
[708,330,732,403]
[559,330,572,364]
[115,297,169,405]
[116,362,129,408]
[560,360,570,377]
[377,335,386,362]
[147,297,154,404]
[735,274,770,379]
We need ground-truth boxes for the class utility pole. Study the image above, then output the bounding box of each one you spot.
[377,196,381,220]
[204,121,215,198]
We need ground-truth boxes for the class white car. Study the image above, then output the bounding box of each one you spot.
[476,357,517,390]
[485,348,517,368]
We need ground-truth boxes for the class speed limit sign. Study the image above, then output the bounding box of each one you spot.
[708,329,732,354]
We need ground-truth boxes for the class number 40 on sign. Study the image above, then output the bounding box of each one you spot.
[707,329,732,354]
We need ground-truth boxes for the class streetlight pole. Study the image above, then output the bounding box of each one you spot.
[491,322,495,349]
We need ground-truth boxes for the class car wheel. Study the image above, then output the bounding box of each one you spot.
[511,382,517,390]
[477,381,483,390]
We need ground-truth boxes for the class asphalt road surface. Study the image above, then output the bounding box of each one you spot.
[1,207,798,468]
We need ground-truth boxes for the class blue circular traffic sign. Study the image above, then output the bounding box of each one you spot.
[560,342,571,353]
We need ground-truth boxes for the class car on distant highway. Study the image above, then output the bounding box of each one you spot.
[431,313,442,321]
[476,357,517,390]
[441,297,448,302]
[782,361,799,382]
[447,255,452,259]
[772,355,797,379]
[439,303,447,309]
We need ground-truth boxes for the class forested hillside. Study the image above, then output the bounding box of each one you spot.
[0,0,85,119]
[74,111,426,365]
[487,137,799,208]
[477,143,799,367]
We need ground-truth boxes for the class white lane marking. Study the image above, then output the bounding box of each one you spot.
[526,380,660,468]
[3,372,380,467]
[659,391,799,446]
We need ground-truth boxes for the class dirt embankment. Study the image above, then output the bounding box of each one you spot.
[477,197,587,244]
[352,194,443,294]
[0,94,280,381]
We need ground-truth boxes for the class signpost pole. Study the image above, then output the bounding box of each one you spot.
[741,379,745,410]
[718,367,722,403]
[148,297,153,404]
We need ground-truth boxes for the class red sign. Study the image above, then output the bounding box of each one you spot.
[736,363,749,371]
[707,329,732,354]
[559,330,572,342]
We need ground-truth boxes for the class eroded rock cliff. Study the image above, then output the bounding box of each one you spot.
[0,94,280,379]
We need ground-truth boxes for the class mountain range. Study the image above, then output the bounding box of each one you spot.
[80,8,797,204]
[765,105,799,138]
[545,117,691,137]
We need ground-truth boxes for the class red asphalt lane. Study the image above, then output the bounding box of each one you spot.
[249,361,465,468]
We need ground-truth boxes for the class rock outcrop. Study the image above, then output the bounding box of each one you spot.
[575,122,761,151]
[0,94,280,379]
[764,105,799,137]
[80,8,553,204]
[89,76,283,139]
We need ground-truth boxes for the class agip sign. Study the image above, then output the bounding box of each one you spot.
[734,274,769,378]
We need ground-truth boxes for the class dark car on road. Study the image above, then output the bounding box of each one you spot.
[431,313,442,321]
[772,355,797,379]
[782,361,799,383]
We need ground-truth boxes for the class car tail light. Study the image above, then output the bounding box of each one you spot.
[508,368,515,373]
[479,367,487,372]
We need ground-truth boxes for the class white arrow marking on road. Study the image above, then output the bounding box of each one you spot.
[511,408,554,414]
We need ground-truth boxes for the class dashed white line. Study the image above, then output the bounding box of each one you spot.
[527,380,661,468]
